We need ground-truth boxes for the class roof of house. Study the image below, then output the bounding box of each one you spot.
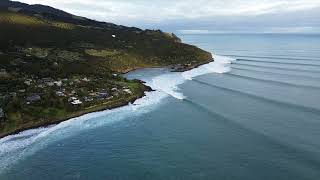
[0,108,4,118]
[26,94,41,102]
[71,99,82,105]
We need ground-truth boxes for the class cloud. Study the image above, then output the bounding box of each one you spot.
[17,0,320,33]
[18,0,320,20]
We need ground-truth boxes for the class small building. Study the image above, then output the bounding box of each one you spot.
[54,81,63,87]
[84,96,94,102]
[123,88,132,94]
[26,94,41,103]
[37,84,45,88]
[42,78,52,82]
[74,79,81,83]
[96,91,109,100]
[68,97,78,102]
[56,91,66,97]
[47,82,55,87]
[0,108,4,120]
[111,87,118,92]
[68,97,83,105]
[69,97,82,105]
[24,79,33,86]
[71,99,83,105]
[82,78,90,82]
[0,69,8,77]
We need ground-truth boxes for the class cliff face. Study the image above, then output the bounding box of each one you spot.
[0,1,213,137]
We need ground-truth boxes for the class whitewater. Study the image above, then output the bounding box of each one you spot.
[0,54,234,173]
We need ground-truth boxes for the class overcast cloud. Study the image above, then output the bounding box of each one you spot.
[18,0,320,33]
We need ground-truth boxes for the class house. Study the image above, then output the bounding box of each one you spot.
[68,97,82,105]
[42,78,52,82]
[0,69,9,78]
[0,69,7,75]
[26,94,41,103]
[68,97,83,105]
[71,99,82,105]
[0,108,4,120]
[74,79,81,83]
[37,78,54,87]
[24,79,33,86]
[68,97,78,102]
[84,96,94,102]
[54,81,63,87]
[47,82,55,87]
[96,91,109,100]
[123,88,132,94]
[82,78,90,82]
[37,84,45,88]
[56,91,66,97]
[18,89,26,93]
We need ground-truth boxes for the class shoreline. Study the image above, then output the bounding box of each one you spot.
[0,84,152,139]
[0,58,213,139]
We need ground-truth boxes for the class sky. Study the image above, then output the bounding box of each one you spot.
[18,0,320,34]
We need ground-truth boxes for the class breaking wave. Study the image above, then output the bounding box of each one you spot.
[0,54,233,173]
[151,54,234,99]
[0,90,167,172]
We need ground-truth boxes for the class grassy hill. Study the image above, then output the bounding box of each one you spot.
[0,1,213,137]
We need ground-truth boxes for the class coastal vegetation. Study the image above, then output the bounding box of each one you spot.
[0,0,212,137]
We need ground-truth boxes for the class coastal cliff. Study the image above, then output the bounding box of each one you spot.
[0,0,213,137]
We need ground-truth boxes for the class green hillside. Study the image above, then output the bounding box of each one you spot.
[0,2,212,137]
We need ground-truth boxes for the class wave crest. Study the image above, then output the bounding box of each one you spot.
[149,54,234,99]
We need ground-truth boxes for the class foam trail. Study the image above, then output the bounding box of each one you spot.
[0,90,167,173]
[182,55,234,80]
[151,73,186,100]
[150,54,234,100]
[0,54,233,173]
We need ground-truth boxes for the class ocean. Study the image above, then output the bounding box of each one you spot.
[1,34,320,180]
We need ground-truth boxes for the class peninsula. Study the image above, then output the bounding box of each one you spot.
[0,0,213,138]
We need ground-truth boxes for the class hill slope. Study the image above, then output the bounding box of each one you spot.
[0,1,213,137]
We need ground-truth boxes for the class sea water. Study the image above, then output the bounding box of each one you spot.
[0,34,320,180]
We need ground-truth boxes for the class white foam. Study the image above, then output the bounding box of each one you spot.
[0,54,233,173]
[151,54,234,99]
[0,90,168,173]
[182,54,234,80]
[151,73,186,100]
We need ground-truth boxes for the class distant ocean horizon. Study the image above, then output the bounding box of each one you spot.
[176,31,320,35]
[1,33,320,180]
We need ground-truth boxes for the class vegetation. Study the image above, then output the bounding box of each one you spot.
[0,1,213,137]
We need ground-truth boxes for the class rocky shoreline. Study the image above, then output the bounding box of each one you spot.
[0,58,213,139]
[0,83,152,138]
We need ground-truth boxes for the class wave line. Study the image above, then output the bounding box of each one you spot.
[231,63,320,74]
[225,73,320,90]
[237,59,320,67]
[192,79,320,115]
[231,67,320,80]
[220,54,320,61]
[183,98,320,172]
